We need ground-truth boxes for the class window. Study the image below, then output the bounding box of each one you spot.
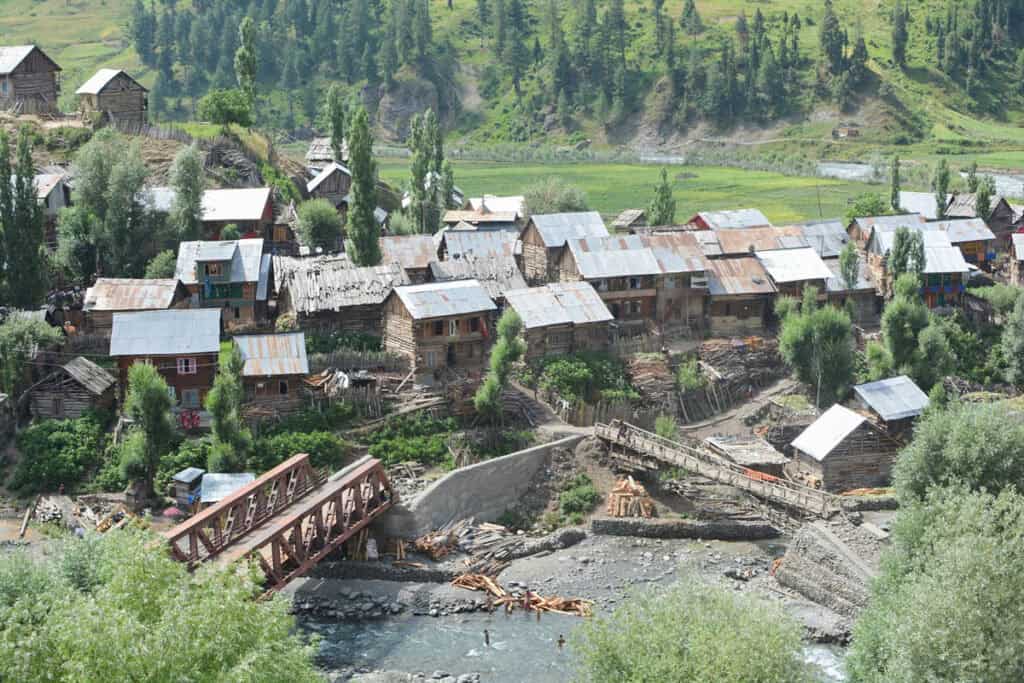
[449,320,458,336]
[629,277,641,290]
[279,380,289,395]
[425,351,438,368]
[725,303,732,316]
[52,397,63,418]
[628,301,642,315]
[433,320,444,336]
[233,307,241,319]
[206,263,223,277]
[182,389,200,408]
[176,357,197,375]
[470,317,480,333]
[1,80,7,95]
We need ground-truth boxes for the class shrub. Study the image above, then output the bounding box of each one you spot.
[366,413,457,467]
[560,474,599,516]
[252,431,348,472]
[676,357,706,392]
[263,402,357,436]
[537,352,637,404]
[10,414,108,493]
[655,415,678,440]
[154,437,213,496]
[305,330,381,354]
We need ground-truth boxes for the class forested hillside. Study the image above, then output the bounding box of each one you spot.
[6,0,1024,150]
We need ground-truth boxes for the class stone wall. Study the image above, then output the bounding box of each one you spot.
[375,434,585,538]
[591,517,778,541]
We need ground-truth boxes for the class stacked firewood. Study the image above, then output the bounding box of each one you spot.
[606,477,655,518]
[452,574,593,617]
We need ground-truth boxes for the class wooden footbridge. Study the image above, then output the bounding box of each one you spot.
[595,420,842,518]
[163,454,395,593]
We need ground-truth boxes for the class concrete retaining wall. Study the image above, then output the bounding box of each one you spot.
[375,434,585,538]
[591,517,778,540]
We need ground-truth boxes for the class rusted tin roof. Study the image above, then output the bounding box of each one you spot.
[84,278,184,312]
[706,257,776,297]
[393,280,496,320]
[234,332,309,377]
[505,281,613,329]
[381,235,438,270]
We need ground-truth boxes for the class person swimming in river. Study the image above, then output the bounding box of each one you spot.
[484,629,490,647]
[557,634,565,650]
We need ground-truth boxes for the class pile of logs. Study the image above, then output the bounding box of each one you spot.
[606,477,655,518]
[628,354,676,405]
[452,574,593,617]
[413,518,527,574]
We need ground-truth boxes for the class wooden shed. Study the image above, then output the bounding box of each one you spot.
[789,404,902,492]
[29,356,115,420]
[306,162,351,207]
[234,332,309,415]
[0,45,61,115]
[75,69,148,125]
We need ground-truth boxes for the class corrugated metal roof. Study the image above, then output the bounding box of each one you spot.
[429,255,526,300]
[256,254,271,301]
[870,224,949,255]
[393,280,496,319]
[853,213,927,232]
[200,473,255,503]
[381,235,438,270]
[696,208,771,230]
[172,467,205,484]
[504,281,613,329]
[443,210,517,226]
[201,188,271,223]
[1012,234,1024,261]
[923,245,970,274]
[567,234,706,276]
[714,227,808,256]
[469,195,525,218]
[791,404,866,462]
[529,212,608,247]
[612,209,646,228]
[84,278,183,312]
[898,191,948,220]
[854,375,929,421]
[706,257,776,296]
[931,218,996,244]
[62,356,115,395]
[0,46,38,74]
[693,230,723,257]
[274,255,409,311]
[234,332,309,377]
[75,68,145,95]
[823,257,874,293]
[795,219,849,258]
[110,309,221,357]
[755,247,833,284]
[174,238,264,286]
[442,230,518,260]
[306,162,350,193]
[642,233,709,273]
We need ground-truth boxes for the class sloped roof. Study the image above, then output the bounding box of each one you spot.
[0,45,59,75]
[443,210,517,226]
[713,226,808,256]
[174,239,265,286]
[852,213,927,232]
[61,357,115,395]
[201,188,271,223]
[854,375,929,421]
[796,219,850,258]
[234,332,309,377]
[504,282,613,329]
[706,257,776,297]
[566,233,706,277]
[695,208,771,230]
[470,195,526,218]
[931,218,996,244]
[870,224,949,254]
[273,255,409,312]
[823,257,874,293]
[528,212,608,247]
[75,68,146,95]
[441,230,518,260]
[392,280,496,320]
[791,404,867,462]
[109,309,221,357]
[306,137,339,163]
[898,191,947,220]
[201,473,255,504]
[429,255,527,301]
[755,247,833,284]
[945,192,1000,219]
[84,278,184,312]
[306,162,350,193]
[923,246,970,274]
[381,235,437,270]
[612,209,646,228]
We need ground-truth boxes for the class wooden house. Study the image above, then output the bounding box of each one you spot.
[687,209,771,231]
[83,278,191,335]
[520,212,608,284]
[823,257,879,324]
[438,229,519,261]
[853,375,929,438]
[380,235,438,283]
[504,282,613,362]
[790,404,902,492]
[201,188,274,240]
[611,209,648,231]
[468,195,525,220]
[234,332,309,415]
[383,280,496,375]
[75,69,148,125]
[274,255,409,333]
[848,213,926,246]
[29,357,115,420]
[0,45,61,115]
[1011,234,1024,285]
[864,225,970,306]
[109,309,221,410]
[945,193,1020,244]
[19,172,70,248]
[705,257,776,337]
[306,162,351,207]
[174,238,271,330]
[442,209,518,232]
[754,247,832,299]
[428,255,526,307]
[931,218,997,268]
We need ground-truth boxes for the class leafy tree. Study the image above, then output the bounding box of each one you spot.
[778,286,855,407]
[887,227,925,279]
[103,142,151,277]
[965,160,979,193]
[345,106,380,266]
[0,317,63,397]
[475,309,525,424]
[234,16,257,110]
[574,579,814,682]
[144,250,177,279]
[168,144,204,241]
[220,223,241,240]
[933,158,950,219]
[891,3,908,67]
[197,89,253,131]
[647,167,676,226]
[0,528,321,682]
[889,155,901,211]
[654,414,678,440]
[1003,295,1024,388]
[10,413,106,493]
[975,174,995,220]
[879,274,929,371]
[205,345,252,473]
[2,128,47,306]
[839,240,860,291]
[912,321,956,391]
[680,0,703,36]
[523,177,588,215]
[848,487,1024,682]
[119,363,175,501]
[295,199,342,252]
[845,193,888,225]
[326,84,347,162]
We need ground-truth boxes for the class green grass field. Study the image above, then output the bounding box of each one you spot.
[377,159,878,223]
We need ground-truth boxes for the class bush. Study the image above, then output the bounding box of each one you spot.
[154,437,213,496]
[655,415,678,440]
[263,402,357,436]
[366,413,457,467]
[560,474,599,515]
[676,357,706,392]
[537,352,637,404]
[10,414,108,493]
[305,330,381,354]
[252,431,348,472]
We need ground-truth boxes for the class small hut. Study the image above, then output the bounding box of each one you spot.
[29,356,115,420]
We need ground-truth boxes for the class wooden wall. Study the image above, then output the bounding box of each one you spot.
[708,296,768,337]
[116,353,217,408]
[30,376,113,420]
[792,422,900,492]
[79,73,147,124]
[521,224,551,284]
[1,49,59,114]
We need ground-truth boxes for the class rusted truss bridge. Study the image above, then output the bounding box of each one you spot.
[163,454,395,593]
[596,420,842,518]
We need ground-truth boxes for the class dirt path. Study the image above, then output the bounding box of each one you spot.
[507,381,593,438]
[679,377,800,439]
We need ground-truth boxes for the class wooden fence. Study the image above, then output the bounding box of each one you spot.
[307,350,409,374]
[110,120,195,144]
[309,384,384,419]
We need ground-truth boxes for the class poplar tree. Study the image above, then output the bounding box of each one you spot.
[326,84,347,161]
[933,158,951,219]
[345,106,381,266]
[890,155,901,211]
[0,131,9,300]
[234,17,257,111]
[966,160,979,192]
[408,111,431,232]
[647,167,676,226]
[169,144,204,241]
[976,175,995,221]
[4,129,47,307]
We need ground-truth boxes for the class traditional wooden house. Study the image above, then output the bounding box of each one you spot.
[702,226,808,259]
[29,357,115,420]
[0,45,61,115]
[306,162,351,207]
[853,375,929,437]
[273,255,409,333]
[611,209,648,231]
[428,255,526,307]
[109,309,221,409]
[848,213,926,246]
[438,229,519,261]
[946,193,1020,247]
[174,238,271,329]
[380,234,438,283]
[755,247,833,299]
[383,280,496,374]
[75,69,148,125]
[897,191,948,221]
[823,257,879,324]
[790,404,902,492]
[705,256,776,336]
[469,195,526,220]
[931,218,997,268]
[520,212,608,284]
[19,172,71,247]
[201,188,274,240]
[83,278,191,335]
[442,209,518,232]
[1011,234,1024,285]
[234,332,309,415]
[504,282,613,362]
[687,209,771,231]
[864,225,970,306]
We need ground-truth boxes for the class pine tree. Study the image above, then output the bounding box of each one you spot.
[131,0,157,68]
[680,0,703,36]
[892,3,909,67]
[4,129,47,307]
[0,131,10,300]
[647,167,676,226]
[933,158,951,220]
[234,17,257,111]
[890,155,901,211]
[605,0,628,71]
[346,107,380,266]
[495,0,507,57]
[819,0,845,75]
[413,0,433,65]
